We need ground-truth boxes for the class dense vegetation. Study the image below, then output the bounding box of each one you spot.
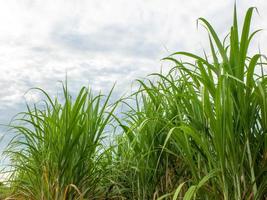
[1,6,267,200]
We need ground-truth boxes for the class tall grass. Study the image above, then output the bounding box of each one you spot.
[161,6,267,199]
[110,6,267,199]
[110,88,186,199]
[5,84,117,199]
[2,5,267,200]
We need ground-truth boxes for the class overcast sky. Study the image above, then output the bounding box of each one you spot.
[0,0,267,162]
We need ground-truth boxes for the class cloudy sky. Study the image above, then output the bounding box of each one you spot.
[0,0,267,160]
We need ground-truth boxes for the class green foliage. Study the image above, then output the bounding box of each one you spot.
[2,5,267,200]
[111,6,267,199]
[5,84,117,199]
